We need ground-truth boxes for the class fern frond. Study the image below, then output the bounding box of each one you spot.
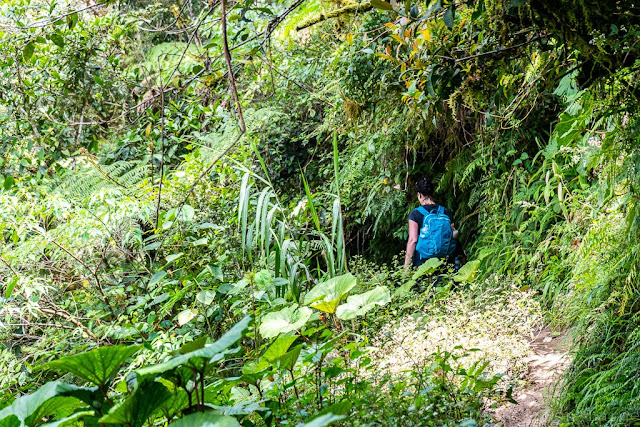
[51,158,150,202]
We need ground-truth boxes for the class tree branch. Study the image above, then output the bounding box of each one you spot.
[453,36,542,63]
[221,0,246,133]
[295,1,372,31]
[39,304,101,342]
[40,236,111,309]
[162,0,250,237]
[0,255,19,277]
[265,0,306,39]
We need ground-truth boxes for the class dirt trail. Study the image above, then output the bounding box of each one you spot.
[492,328,571,427]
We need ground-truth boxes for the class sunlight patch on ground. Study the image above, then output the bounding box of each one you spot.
[371,285,544,388]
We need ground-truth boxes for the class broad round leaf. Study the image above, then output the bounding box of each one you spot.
[453,260,480,283]
[98,381,171,426]
[40,410,95,427]
[273,346,302,371]
[22,42,35,62]
[412,258,444,280]
[259,305,313,338]
[303,273,357,314]
[196,290,216,305]
[261,334,298,362]
[370,0,393,10]
[178,205,195,222]
[3,175,14,190]
[149,271,167,287]
[0,381,93,426]
[43,345,142,387]
[177,309,198,326]
[300,413,346,427]
[336,286,391,320]
[169,413,240,427]
[137,316,250,378]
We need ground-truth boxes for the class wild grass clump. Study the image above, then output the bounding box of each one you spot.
[557,312,640,426]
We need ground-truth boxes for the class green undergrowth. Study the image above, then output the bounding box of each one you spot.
[0,257,519,426]
[0,139,521,425]
[3,0,640,424]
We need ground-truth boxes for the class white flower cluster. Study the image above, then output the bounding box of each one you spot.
[588,30,606,46]
[370,286,544,390]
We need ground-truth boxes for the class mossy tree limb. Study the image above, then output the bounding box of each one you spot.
[295,1,373,31]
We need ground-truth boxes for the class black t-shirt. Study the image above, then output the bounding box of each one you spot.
[408,204,454,226]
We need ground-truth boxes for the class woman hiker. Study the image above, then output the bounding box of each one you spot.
[404,176,465,270]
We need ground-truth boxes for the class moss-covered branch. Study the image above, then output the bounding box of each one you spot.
[295,1,373,31]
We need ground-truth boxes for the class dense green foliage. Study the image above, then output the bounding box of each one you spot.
[2,0,640,424]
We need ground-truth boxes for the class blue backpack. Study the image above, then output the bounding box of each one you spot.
[415,206,455,259]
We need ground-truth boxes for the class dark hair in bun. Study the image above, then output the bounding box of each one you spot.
[415,176,434,199]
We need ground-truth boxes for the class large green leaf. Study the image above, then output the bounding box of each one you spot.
[137,316,250,378]
[274,346,302,371]
[4,276,18,298]
[412,258,443,280]
[0,382,91,427]
[303,273,357,314]
[177,308,198,326]
[394,279,416,298]
[149,379,189,421]
[0,415,19,427]
[370,0,393,11]
[41,410,94,427]
[453,260,480,283]
[22,42,35,62]
[314,400,352,417]
[262,334,298,361]
[443,4,455,29]
[28,396,86,426]
[302,402,351,427]
[43,345,142,387]
[244,333,299,374]
[196,290,217,305]
[209,400,264,416]
[149,271,167,287]
[98,381,170,426]
[335,286,391,320]
[168,412,241,427]
[240,360,269,377]
[3,175,14,191]
[299,413,345,427]
[48,33,65,49]
[179,335,208,354]
[259,305,313,339]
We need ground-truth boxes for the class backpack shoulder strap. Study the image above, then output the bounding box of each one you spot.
[437,205,445,215]
[417,206,430,217]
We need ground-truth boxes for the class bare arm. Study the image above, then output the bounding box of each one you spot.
[451,221,459,239]
[404,219,420,268]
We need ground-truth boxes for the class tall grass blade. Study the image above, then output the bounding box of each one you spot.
[301,171,321,231]
[238,172,251,255]
[332,132,340,192]
[255,188,270,259]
